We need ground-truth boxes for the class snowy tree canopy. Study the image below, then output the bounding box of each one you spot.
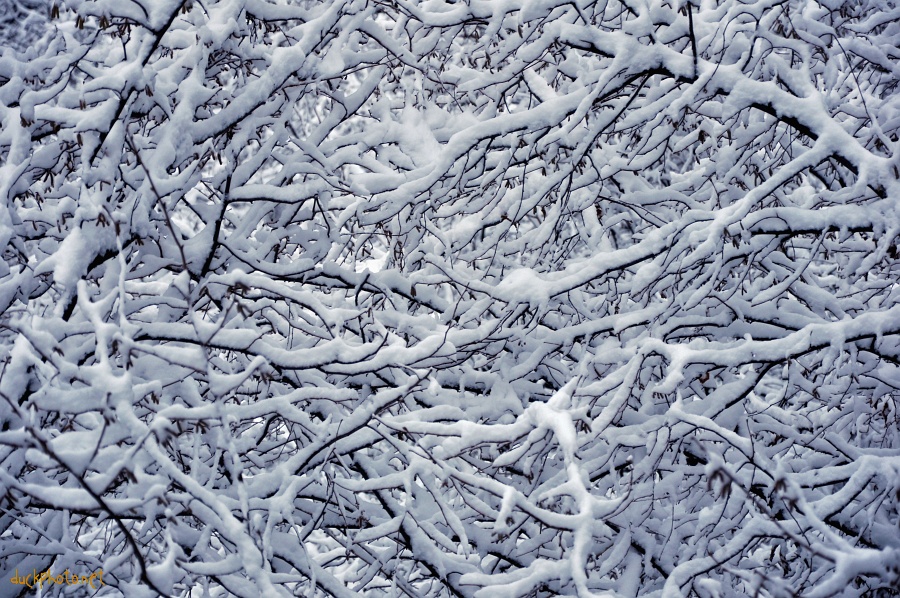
[1,0,899,596]
[0,0,48,52]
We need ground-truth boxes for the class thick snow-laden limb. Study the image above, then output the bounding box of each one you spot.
[1,0,899,596]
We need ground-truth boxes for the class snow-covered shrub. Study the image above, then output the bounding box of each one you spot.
[0,0,898,595]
